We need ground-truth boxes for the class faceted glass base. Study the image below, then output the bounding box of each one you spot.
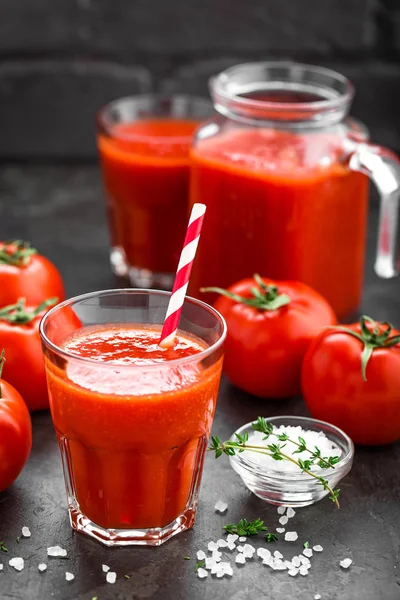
[69,503,197,547]
[110,246,174,290]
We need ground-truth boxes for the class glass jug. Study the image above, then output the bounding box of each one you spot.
[189,62,400,318]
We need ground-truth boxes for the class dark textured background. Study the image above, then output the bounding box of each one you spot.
[0,0,400,160]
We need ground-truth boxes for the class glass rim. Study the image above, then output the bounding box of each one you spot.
[39,288,227,370]
[97,93,213,144]
[210,61,354,114]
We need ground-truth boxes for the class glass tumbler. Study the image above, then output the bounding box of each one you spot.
[40,289,226,546]
[97,95,213,289]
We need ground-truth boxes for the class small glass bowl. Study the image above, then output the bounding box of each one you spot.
[229,416,354,508]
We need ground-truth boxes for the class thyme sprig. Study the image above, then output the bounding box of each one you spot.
[224,517,278,543]
[209,417,341,508]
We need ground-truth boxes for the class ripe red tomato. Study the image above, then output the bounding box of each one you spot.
[302,316,400,445]
[0,298,57,412]
[0,355,32,492]
[0,240,65,306]
[207,275,337,398]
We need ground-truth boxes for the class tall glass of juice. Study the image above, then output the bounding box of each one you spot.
[40,289,226,546]
[97,95,213,289]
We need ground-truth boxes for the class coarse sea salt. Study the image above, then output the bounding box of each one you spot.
[238,536,247,542]
[285,531,298,542]
[276,527,285,533]
[235,553,246,565]
[106,571,117,584]
[277,506,286,515]
[314,595,322,600]
[214,500,228,513]
[197,568,208,579]
[279,515,289,525]
[0,564,3,571]
[286,507,296,519]
[65,572,74,582]
[21,526,31,538]
[38,563,47,572]
[102,564,110,572]
[9,558,24,571]
[303,548,313,558]
[340,558,352,569]
[47,546,67,558]
[196,550,206,561]
[243,425,341,472]
[313,545,323,552]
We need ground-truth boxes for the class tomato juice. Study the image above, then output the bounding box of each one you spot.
[189,128,369,318]
[98,119,200,277]
[45,326,223,530]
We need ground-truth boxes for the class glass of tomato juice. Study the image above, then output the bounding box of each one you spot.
[97,95,213,289]
[40,289,226,546]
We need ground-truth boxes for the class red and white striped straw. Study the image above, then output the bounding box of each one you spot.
[159,203,206,347]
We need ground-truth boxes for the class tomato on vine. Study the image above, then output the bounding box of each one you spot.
[0,298,57,412]
[203,274,337,398]
[0,240,65,306]
[0,351,32,491]
[302,316,400,445]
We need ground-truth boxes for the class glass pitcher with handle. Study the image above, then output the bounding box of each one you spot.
[189,62,400,318]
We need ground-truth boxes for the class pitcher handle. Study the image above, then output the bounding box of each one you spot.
[349,143,400,279]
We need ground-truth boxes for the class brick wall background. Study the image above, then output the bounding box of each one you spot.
[0,0,399,160]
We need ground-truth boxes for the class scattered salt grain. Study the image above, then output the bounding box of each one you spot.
[340,558,352,569]
[257,548,271,560]
[288,568,299,576]
[47,546,67,558]
[21,527,31,538]
[235,554,246,565]
[106,571,117,584]
[277,506,286,515]
[216,538,228,548]
[196,551,206,561]
[238,536,247,542]
[197,568,208,579]
[65,572,74,582]
[205,557,217,570]
[279,515,289,526]
[226,534,239,544]
[299,566,309,576]
[313,545,323,552]
[214,500,228,513]
[273,550,283,559]
[208,541,219,552]
[276,527,285,533]
[9,558,24,571]
[285,531,298,542]
[286,507,296,519]
[211,550,222,562]
[38,563,47,572]
[0,564,3,571]
[272,560,287,571]
[292,556,301,567]
[242,544,255,558]
[227,542,236,551]
[244,425,341,472]
[314,595,322,600]
[237,545,245,553]
[300,556,311,566]
[303,548,313,558]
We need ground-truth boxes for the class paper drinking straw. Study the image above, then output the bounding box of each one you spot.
[159,203,206,347]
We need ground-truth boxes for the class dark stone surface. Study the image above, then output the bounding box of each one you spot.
[0,166,400,599]
[0,62,152,160]
[0,0,399,159]
[0,0,373,56]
